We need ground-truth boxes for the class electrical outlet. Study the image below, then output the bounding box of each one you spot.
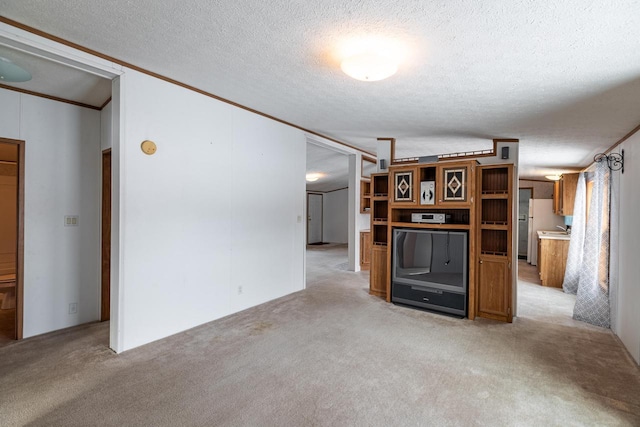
[238,286,243,295]
[69,302,78,314]
[64,215,79,227]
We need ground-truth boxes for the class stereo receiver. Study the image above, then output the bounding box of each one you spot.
[411,213,450,224]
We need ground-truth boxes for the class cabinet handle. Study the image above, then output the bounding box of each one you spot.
[479,260,483,264]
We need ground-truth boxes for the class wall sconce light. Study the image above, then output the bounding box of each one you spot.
[594,150,624,173]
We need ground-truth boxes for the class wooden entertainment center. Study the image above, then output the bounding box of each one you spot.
[367,147,514,323]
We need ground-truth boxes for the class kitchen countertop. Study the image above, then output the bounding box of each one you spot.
[537,230,571,240]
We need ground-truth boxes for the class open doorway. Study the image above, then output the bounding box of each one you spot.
[305,142,351,283]
[0,138,24,343]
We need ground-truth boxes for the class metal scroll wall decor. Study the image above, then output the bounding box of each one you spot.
[594,150,624,173]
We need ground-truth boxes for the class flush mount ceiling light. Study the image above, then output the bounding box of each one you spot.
[341,52,398,82]
[545,175,561,181]
[338,36,406,82]
[0,56,32,82]
[306,173,322,182]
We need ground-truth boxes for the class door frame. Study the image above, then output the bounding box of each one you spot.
[101,149,111,321]
[0,137,25,340]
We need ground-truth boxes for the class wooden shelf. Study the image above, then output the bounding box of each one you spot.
[481,192,509,199]
[480,250,509,257]
[477,165,513,323]
[481,167,510,193]
[390,221,470,230]
[370,173,390,299]
[391,208,470,225]
[480,222,508,229]
[360,179,372,213]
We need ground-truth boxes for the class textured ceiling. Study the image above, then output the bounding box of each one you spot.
[306,144,349,193]
[1,1,639,180]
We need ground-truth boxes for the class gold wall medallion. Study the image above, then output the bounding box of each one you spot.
[141,140,157,155]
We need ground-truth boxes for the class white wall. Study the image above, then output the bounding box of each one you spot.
[322,188,348,243]
[518,179,554,199]
[0,88,102,338]
[117,69,306,351]
[616,135,640,363]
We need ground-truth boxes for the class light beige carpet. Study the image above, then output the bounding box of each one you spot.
[0,247,638,426]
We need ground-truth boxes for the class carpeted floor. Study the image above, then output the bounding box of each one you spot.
[0,246,639,426]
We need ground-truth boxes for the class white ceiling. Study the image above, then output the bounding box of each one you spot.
[306,144,349,193]
[1,0,639,184]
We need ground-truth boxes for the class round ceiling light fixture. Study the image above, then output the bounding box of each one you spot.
[341,52,398,82]
[0,56,32,83]
[306,173,322,182]
[545,175,561,181]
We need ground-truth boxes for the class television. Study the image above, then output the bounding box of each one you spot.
[392,228,468,317]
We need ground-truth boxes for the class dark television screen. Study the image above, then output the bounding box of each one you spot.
[392,228,468,292]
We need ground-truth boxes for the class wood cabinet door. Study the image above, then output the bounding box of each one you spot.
[370,246,387,298]
[360,231,371,270]
[561,173,579,216]
[437,162,474,207]
[391,167,417,205]
[553,181,561,214]
[477,257,511,322]
[539,239,569,288]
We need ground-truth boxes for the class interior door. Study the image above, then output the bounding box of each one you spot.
[307,193,323,244]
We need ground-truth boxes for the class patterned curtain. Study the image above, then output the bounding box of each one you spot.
[562,173,586,294]
[573,161,611,328]
[609,165,619,333]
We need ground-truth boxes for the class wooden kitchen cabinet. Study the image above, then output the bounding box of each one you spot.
[554,173,579,216]
[538,237,570,288]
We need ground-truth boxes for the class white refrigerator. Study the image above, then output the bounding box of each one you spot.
[527,199,565,266]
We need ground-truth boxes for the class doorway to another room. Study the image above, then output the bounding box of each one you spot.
[0,139,24,343]
[305,142,351,284]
